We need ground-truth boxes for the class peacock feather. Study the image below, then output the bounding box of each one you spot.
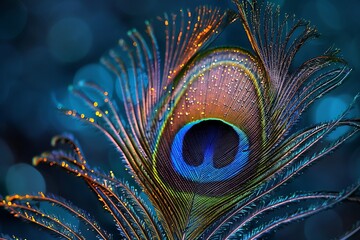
[1,0,360,239]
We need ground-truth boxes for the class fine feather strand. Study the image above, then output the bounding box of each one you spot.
[218,191,360,239]
[204,118,360,239]
[1,193,111,240]
[339,220,360,240]
[98,7,238,238]
[239,181,360,240]
[0,235,23,240]
[1,1,359,239]
[234,0,352,149]
[59,1,358,238]
[33,135,165,239]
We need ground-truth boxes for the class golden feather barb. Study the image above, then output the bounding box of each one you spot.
[1,1,359,239]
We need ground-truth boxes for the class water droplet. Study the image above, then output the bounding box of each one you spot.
[73,63,114,104]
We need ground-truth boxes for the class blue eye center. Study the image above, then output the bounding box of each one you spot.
[171,119,249,182]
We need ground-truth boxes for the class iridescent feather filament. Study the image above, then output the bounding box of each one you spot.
[1,0,360,239]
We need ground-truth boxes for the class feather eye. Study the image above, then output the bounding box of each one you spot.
[1,0,359,239]
[100,1,358,238]
[100,7,239,238]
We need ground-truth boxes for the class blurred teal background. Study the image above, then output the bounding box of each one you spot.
[0,0,359,239]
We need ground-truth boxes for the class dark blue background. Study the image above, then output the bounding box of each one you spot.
[0,0,359,239]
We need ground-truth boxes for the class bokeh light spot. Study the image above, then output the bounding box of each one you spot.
[47,17,92,63]
[0,139,15,183]
[5,163,46,195]
[312,95,356,141]
[0,0,27,40]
